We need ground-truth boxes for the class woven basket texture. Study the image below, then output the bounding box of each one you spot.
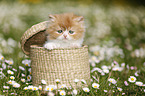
[20,21,48,55]
[30,45,90,88]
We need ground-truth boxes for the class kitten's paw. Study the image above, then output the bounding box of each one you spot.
[44,43,56,50]
[71,43,81,48]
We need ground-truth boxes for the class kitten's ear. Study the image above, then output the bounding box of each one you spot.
[74,16,84,22]
[49,14,56,22]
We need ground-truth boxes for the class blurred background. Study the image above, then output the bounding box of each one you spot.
[0,0,145,64]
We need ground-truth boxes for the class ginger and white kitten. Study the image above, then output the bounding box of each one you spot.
[44,13,85,50]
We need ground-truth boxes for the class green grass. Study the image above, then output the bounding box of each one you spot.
[0,1,145,96]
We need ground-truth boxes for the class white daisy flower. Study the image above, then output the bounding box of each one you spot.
[19,66,25,71]
[135,81,143,86]
[21,78,25,83]
[104,90,108,93]
[27,75,32,81]
[7,80,15,85]
[33,86,38,91]
[3,86,10,89]
[28,68,31,74]
[74,79,79,83]
[128,76,136,83]
[41,79,47,85]
[21,73,25,77]
[24,87,28,90]
[60,90,66,96]
[12,68,17,72]
[83,87,90,92]
[28,85,33,90]
[10,76,15,80]
[55,79,60,83]
[92,83,100,89]
[103,69,109,73]
[38,86,42,90]
[22,59,31,67]
[135,71,139,77]
[7,70,14,75]
[72,89,77,95]
[108,78,117,84]
[0,55,4,60]
[59,84,67,89]
[13,83,20,88]
[5,59,14,65]
[81,79,87,84]
[117,87,122,92]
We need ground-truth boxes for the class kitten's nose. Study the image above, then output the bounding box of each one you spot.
[63,35,67,39]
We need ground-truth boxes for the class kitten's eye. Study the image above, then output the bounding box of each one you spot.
[57,30,63,33]
[69,30,74,34]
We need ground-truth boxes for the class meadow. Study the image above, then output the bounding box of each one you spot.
[0,1,145,96]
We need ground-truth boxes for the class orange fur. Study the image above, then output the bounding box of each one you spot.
[45,13,85,40]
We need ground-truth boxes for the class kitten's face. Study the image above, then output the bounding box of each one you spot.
[46,13,85,41]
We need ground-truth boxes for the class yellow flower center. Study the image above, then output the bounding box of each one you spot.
[85,90,88,92]
[30,72,31,74]
[39,88,42,90]
[11,77,14,79]
[27,76,30,79]
[14,85,16,87]
[9,72,12,74]
[94,85,97,88]
[30,88,32,89]
[34,88,36,90]
[110,80,112,82]
[1,57,4,60]
[9,82,12,84]
[9,62,13,65]
[47,88,49,90]
[26,64,28,66]
[51,88,53,91]
[61,93,64,95]
[25,88,27,90]
[131,78,134,81]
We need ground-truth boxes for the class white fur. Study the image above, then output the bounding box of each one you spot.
[44,30,84,50]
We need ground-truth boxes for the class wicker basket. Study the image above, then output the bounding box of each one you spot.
[20,21,90,88]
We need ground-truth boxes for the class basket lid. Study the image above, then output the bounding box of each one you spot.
[20,21,49,55]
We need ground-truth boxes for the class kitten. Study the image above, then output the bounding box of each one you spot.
[44,13,85,50]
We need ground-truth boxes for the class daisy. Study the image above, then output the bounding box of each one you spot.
[27,75,32,81]
[59,84,67,89]
[13,83,20,88]
[108,78,117,84]
[55,79,60,83]
[5,59,14,65]
[33,86,38,91]
[7,70,14,75]
[128,76,136,83]
[38,86,42,90]
[124,81,129,86]
[60,90,66,96]
[19,66,25,71]
[117,87,122,92]
[22,59,31,67]
[104,90,108,93]
[41,79,47,85]
[28,85,33,90]
[92,83,100,89]
[72,89,77,95]
[74,79,79,83]
[103,69,109,73]
[10,76,15,80]
[81,79,87,84]
[24,87,28,90]
[135,81,143,86]
[21,78,25,83]
[83,87,90,92]
[0,55,4,61]
[3,86,10,89]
